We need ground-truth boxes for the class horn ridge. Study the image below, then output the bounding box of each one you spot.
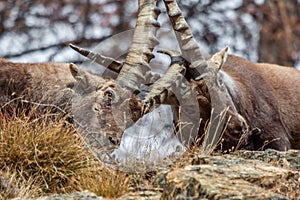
[116,0,161,91]
[163,0,208,77]
[69,43,123,74]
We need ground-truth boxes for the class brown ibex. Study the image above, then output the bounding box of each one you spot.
[141,0,300,151]
[0,57,140,151]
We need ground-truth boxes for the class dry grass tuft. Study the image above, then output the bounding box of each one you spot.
[83,167,130,198]
[0,108,129,198]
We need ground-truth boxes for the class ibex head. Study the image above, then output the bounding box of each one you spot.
[69,0,161,154]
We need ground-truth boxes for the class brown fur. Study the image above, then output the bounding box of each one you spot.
[0,58,75,111]
[0,59,142,149]
[194,55,300,151]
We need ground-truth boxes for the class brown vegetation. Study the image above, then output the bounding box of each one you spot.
[0,108,129,199]
[0,0,299,199]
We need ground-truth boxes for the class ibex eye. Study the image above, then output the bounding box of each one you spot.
[104,90,114,99]
[103,90,114,107]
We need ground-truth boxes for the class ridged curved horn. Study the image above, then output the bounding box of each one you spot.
[163,0,207,79]
[142,49,186,114]
[69,43,123,74]
[116,0,160,91]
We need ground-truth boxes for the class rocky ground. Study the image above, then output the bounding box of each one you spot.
[11,149,299,200]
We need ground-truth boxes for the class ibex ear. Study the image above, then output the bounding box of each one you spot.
[69,63,94,93]
[210,46,229,70]
[69,63,90,88]
[70,63,104,93]
[69,63,87,80]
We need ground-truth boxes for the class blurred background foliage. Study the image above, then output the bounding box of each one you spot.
[0,0,299,68]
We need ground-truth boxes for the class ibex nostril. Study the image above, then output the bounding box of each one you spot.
[93,106,100,112]
[109,136,118,146]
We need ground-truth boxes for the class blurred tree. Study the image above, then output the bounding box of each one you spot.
[0,0,299,68]
[175,0,261,62]
[256,0,300,66]
[0,0,137,63]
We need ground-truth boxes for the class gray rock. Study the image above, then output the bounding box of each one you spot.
[11,150,300,199]
[234,149,300,171]
[155,151,300,199]
[117,190,161,200]
[14,190,104,200]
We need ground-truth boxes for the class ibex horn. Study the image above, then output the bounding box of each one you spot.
[163,0,207,79]
[116,0,160,92]
[142,49,186,114]
[69,43,123,74]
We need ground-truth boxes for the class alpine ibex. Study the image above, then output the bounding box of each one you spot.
[0,57,141,150]
[142,0,300,151]
[1,0,299,153]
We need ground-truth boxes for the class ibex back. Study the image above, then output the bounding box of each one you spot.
[0,58,74,110]
[190,53,300,151]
